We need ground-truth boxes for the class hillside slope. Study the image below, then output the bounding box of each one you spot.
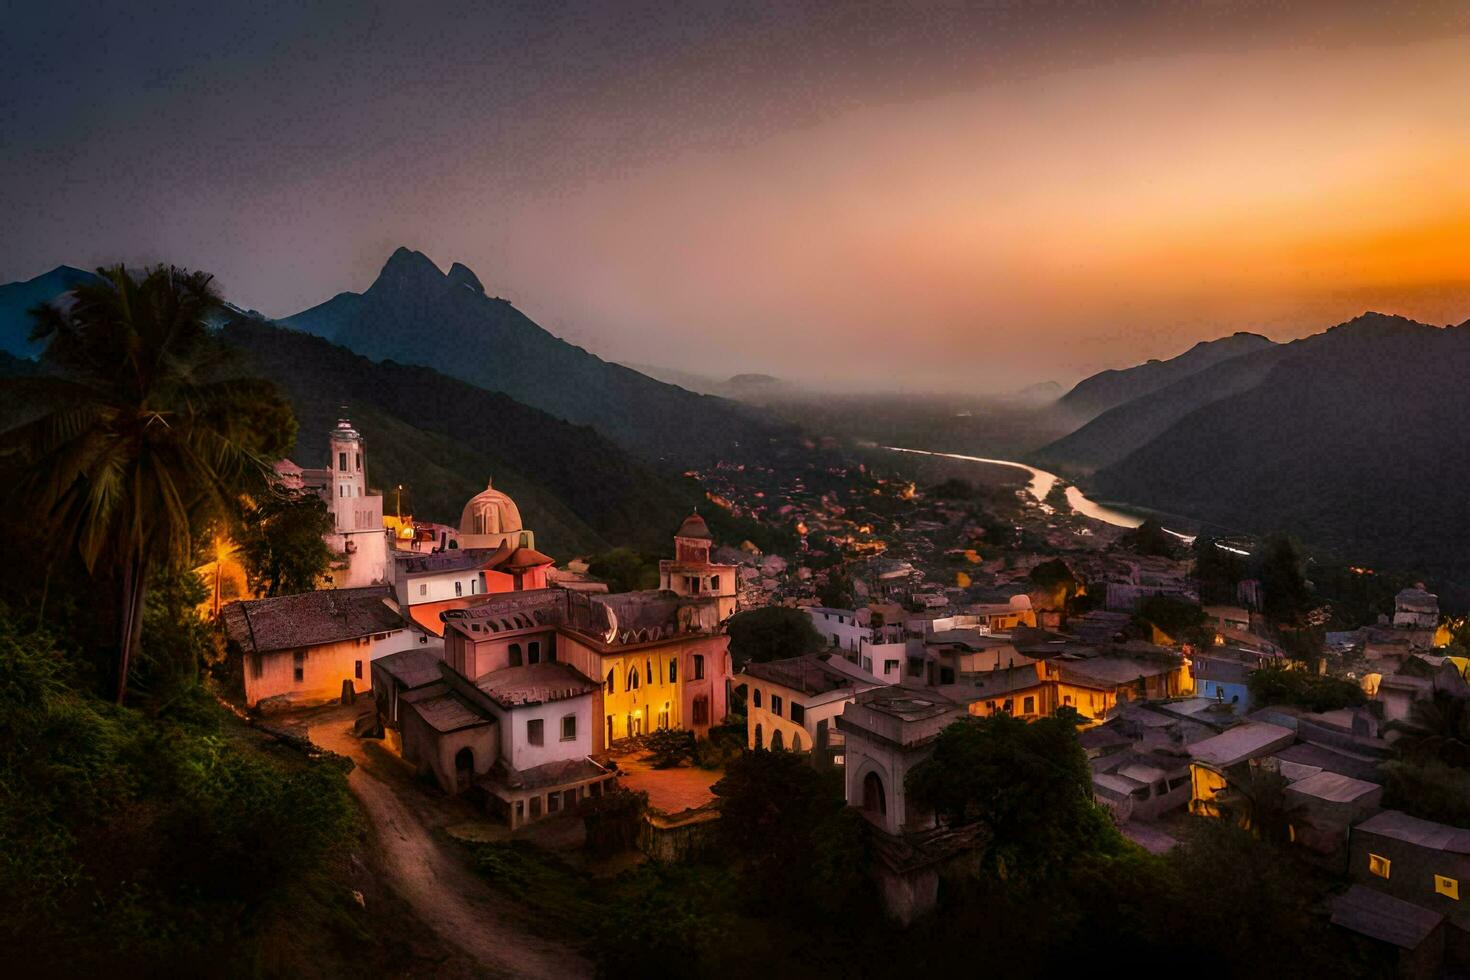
[283,248,785,463]
[1057,331,1275,422]
[222,316,693,556]
[0,265,98,357]
[1089,314,1470,581]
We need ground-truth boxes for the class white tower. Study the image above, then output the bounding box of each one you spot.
[328,415,366,532]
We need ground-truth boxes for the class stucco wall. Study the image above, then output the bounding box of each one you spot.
[400,706,497,794]
[488,695,593,772]
[745,680,849,753]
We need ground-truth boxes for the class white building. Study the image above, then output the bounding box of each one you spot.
[317,416,389,588]
[837,685,965,836]
[742,653,884,762]
[805,605,908,683]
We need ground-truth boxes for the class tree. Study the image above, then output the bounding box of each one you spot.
[587,547,659,593]
[1118,519,1178,558]
[1193,535,1246,605]
[905,712,1120,880]
[726,606,825,665]
[817,567,855,609]
[1247,665,1365,713]
[1029,558,1078,609]
[1259,533,1313,628]
[2,265,291,702]
[1387,689,1470,768]
[234,490,334,597]
[1134,595,1212,648]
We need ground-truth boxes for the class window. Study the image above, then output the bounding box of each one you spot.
[561,715,577,741]
[863,657,873,672]
[1435,874,1459,900]
[605,669,615,694]
[709,575,719,591]
[355,452,361,470]
[790,703,805,725]
[628,667,640,690]
[547,791,560,813]
[293,650,306,683]
[1023,695,1035,715]
[418,583,427,596]
[753,689,762,709]
[509,643,523,667]
[669,659,677,684]
[338,451,347,471]
[529,641,541,664]
[355,660,363,680]
[1368,854,1391,879]
[1002,699,1014,715]
[455,581,463,597]
[646,659,653,685]
[527,719,544,746]
[770,695,783,717]
[693,654,705,680]
[832,633,840,646]
[885,659,900,675]
[692,696,710,725]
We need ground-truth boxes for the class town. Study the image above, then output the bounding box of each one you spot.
[204,413,1467,976]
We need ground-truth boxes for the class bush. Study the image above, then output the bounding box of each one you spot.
[582,788,649,855]
[1248,665,1365,712]
[726,606,825,665]
[1381,760,1470,827]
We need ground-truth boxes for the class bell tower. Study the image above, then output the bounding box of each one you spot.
[328,412,365,532]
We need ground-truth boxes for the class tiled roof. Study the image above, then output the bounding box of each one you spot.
[374,649,446,689]
[475,662,600,708]
[744,654,882,697]
[401,683,493,733]
[675,513,713,540]
[394,545,512,575]
[223,586,403,654]
[481,757,609,792]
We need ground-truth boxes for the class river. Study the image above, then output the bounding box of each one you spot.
[882,445,1194,541]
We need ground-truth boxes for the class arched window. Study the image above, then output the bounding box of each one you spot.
[605,669,615,694]
[771,729,785,751]
[646,659,654,685]
[753,688,762,709]
[508,643,523,667]
[693,654,705,680]
[628,667,640,691]
[863,772,887,816]
[528,641,541,665]
[754,723,764,749]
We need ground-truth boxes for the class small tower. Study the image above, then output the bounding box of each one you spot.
[660,512,738,621]
[328,413,366,532]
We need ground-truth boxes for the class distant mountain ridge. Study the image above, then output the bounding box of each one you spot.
[1049,312,1470,587]
[284,247,787,463]
[1058,331,1276,422]
[0,266,99,357]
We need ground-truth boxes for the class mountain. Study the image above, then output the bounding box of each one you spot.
[1083,313,1470,583]
[220,316,693,556]
[283,248,785,462]
[1057,331,1276,422]
[0,265,99,357]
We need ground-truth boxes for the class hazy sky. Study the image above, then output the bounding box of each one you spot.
[5,1,1470,390]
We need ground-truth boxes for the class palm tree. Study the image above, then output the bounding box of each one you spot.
[1,265,289,703]
[1389,689,1470,768]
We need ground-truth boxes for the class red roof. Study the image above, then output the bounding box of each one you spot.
[505,547,555,570]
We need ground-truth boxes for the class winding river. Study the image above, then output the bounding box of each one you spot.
[882,445,1193,541]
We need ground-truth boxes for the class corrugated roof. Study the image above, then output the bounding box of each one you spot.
[1355,810,1470,853]
[1187,722,1296,768]
[402,683,493,733]
[1330,885,1442,949]
[1285,770,1380,804]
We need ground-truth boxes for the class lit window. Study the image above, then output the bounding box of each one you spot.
[527,719,544,746]
[628,667,640,690]
[1435,875,1459,900]
[561,715,577,741]
[1368,854,1391,879]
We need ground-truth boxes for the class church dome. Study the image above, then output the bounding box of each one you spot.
[459,478,524,536]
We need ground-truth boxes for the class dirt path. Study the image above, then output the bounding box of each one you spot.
[306,709,592,980]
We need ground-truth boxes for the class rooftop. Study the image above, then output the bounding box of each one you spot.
[475,662,601,708]
[1285,770,1380,804]
[402,683,493,733]
[223,585,404,654]
[374,649,446,689]
[1330,885,1443,949]
[1187,722,1296,769]
[1355,810,1470,853]
[743,653,882,698]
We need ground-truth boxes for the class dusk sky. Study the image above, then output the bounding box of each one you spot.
[6,1,1470,391]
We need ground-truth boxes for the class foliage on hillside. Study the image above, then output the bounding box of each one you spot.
[726,606,825,665]
[1247,665,1366,712]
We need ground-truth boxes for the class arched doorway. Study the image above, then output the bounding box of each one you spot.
[771,729,785,751]
[754,723,763,749]
[791,732,803,752]
[454,747,474,792]
[862,771,886,816]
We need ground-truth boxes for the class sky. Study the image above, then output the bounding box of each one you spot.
[5,1,1470,391]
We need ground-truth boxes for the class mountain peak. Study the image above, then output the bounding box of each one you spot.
[446,262,484,294]
[375,247,444,286]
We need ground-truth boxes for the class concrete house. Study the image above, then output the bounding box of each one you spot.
[743,653,884,760]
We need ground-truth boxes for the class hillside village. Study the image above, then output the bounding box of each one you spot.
[208,411,1470,977]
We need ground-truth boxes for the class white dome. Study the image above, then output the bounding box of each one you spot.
[458,478,524,536]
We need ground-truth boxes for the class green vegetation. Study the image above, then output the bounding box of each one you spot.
[1134,595,1212,648]
[586,547,660,592]
[234,490,335,596]
[1386,688,1470,768]
[1247,665,1366,712]
[0,610,360,974]
[1260,533,1314,628]
[644,728,697,768]
[816,566,856,608]
[1381,760,1470,828]
[726,606,825,665]
[907,711,1123,879]
[1193,535,1247,605]
[7,265,292,701]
